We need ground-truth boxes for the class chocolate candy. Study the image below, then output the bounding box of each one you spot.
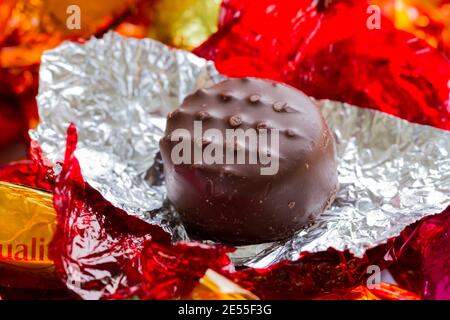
[160,78,338,244]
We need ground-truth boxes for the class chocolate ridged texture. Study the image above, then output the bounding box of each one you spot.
[160,77,338,244]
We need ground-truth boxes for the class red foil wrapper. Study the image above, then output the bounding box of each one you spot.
[194,0,450,130]
[227,207,450,300]
[315,282,420,300]
[49,125,171,299]
[0,101,24,149]
[138,242,232,300]
[388,209,450,300]
[49,125,232,300]
[0,140,54,191]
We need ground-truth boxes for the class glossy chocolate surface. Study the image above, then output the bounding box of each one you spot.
[160,78,338,244]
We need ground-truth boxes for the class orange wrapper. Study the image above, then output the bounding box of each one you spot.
[0,0,138,150]
[0,181,57,288]
[189,269,259,300]
[372,0,450,56]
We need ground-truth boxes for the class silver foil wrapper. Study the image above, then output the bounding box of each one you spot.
[31,32,450,268]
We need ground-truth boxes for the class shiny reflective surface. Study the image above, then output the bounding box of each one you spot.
[194,0,450,130]
[0,181,55,267]
[189,269,259,300]
[148,0,221,50]
[31,32,224,228]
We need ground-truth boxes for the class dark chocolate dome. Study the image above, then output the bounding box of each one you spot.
[160,77,338,244]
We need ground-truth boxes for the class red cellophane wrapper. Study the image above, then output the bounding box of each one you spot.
[49,125,171,299]
[227,207,450,300]
[194,0,450,130]
[0,140,54,191]
[49,124,235,300]
[0,101,24,150]
[137,242,232,300]
[388,209,450,300]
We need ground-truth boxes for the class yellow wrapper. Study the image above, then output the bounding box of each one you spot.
[189,269,259,300]
[149,0,221,50]
[0,182,55,273]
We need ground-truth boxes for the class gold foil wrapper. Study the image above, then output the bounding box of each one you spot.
[0,182,55,273]
[148,0,221,50]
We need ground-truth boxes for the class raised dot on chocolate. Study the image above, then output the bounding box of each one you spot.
[273,101,287,112]
[196,110,210,120]
[285,129,296,137]
[248,94,261,104]
[229,114,242,127]
[288,201,296,209]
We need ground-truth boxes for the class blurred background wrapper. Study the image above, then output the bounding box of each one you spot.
[0,0,220,161]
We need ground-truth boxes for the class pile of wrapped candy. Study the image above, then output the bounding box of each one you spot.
[0,0,449,300]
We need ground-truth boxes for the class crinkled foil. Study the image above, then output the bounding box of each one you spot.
[31,32,224,224]
[31,32,450,268]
